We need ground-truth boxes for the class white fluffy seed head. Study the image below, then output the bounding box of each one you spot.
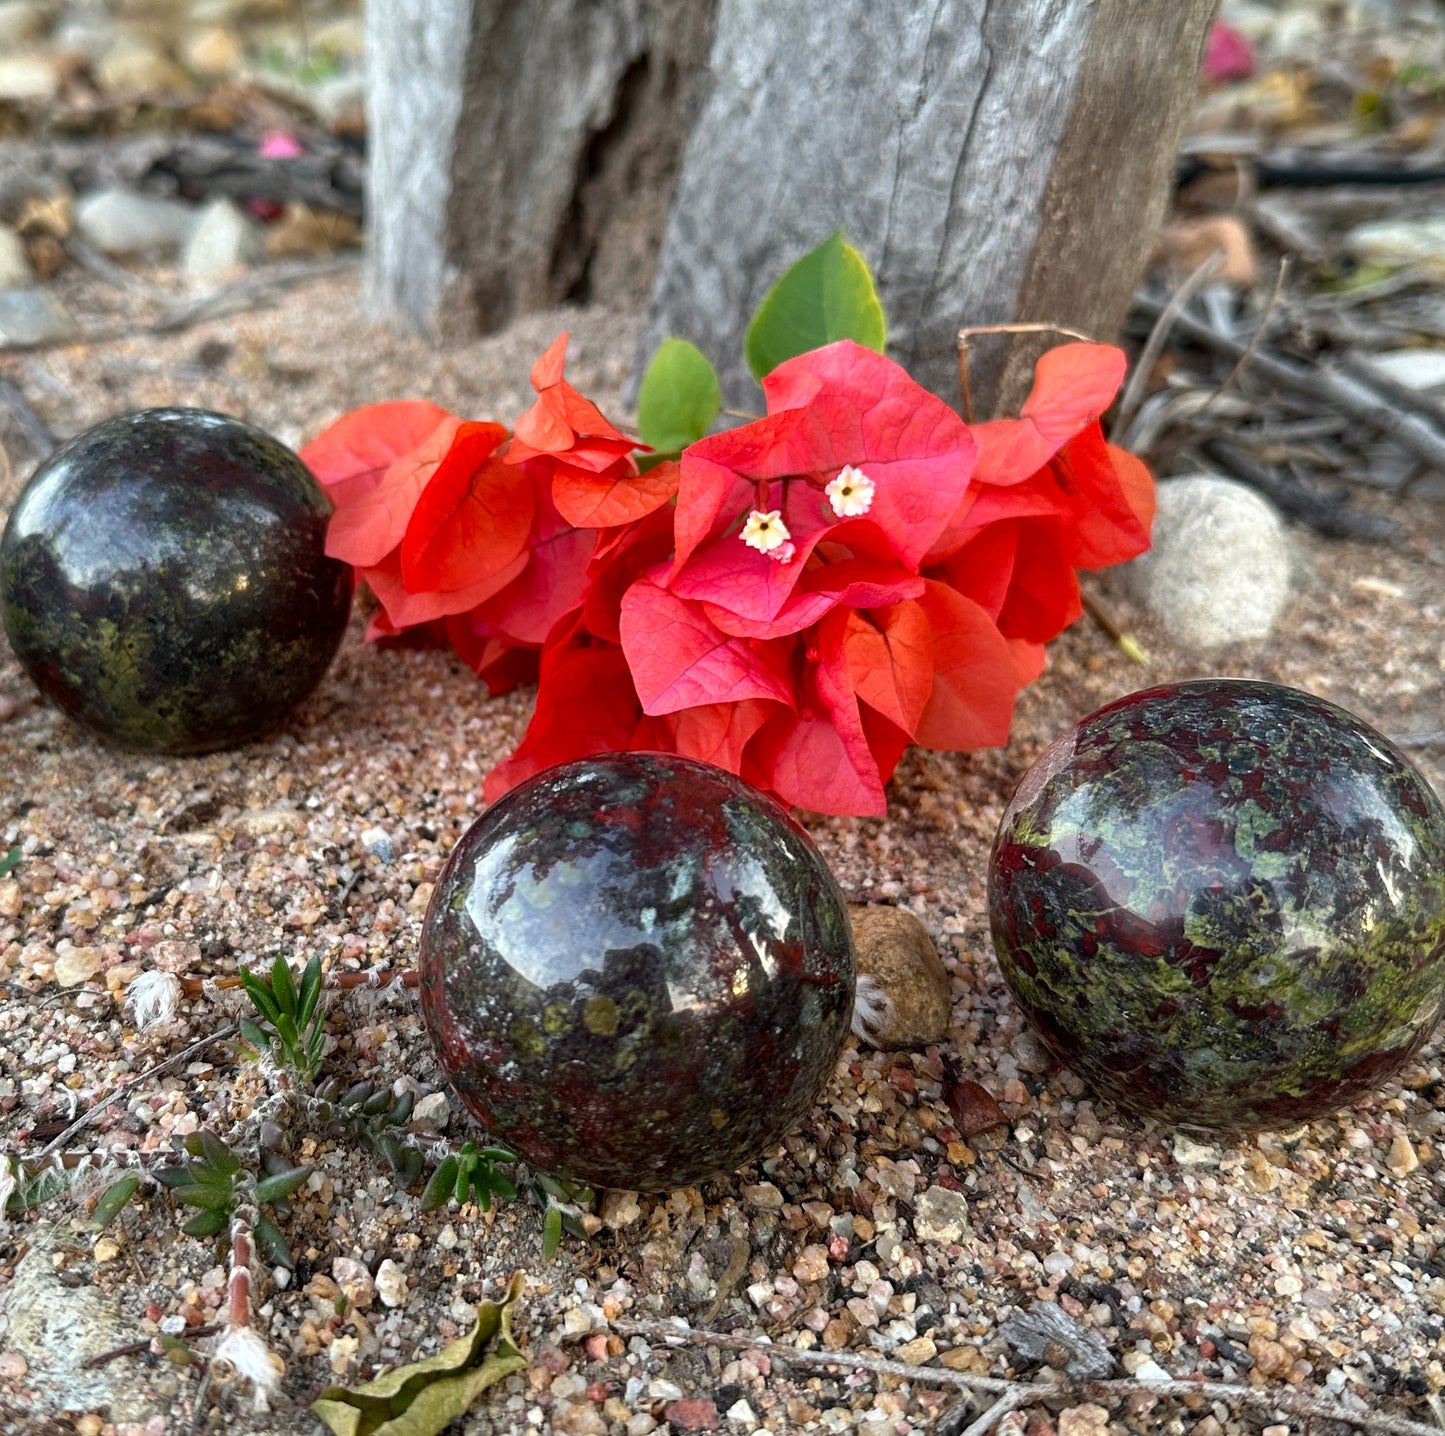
[212,1327,284,1410]
[125,970,182,1030]
[850,972,893,1046]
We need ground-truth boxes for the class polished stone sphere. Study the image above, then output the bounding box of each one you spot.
[988,680,1445,1130]
[419,753,856,1190]
[0,408,351,753]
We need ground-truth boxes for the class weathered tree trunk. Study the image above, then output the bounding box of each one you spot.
[637,0,1216,415]
[363,0,716,337]
[365,0,1214,416]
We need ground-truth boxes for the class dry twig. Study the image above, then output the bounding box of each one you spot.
[614,1317,1445,1436]
[0,257,359,355]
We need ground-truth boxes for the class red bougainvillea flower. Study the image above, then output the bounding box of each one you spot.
[927,342,1154,674]
[506,332,679,528]
[667,340,977,629]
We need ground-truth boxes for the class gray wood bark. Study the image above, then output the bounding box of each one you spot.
[636,0,1216,416]
[364,0,715,337]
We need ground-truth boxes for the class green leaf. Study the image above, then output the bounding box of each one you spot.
[298,954,324,1028]
[362,1087,394,1117]
[5,1160,68,1213]
[340,1081,373,1111]
[238,1018,274,1055]
[182,1207,230,1238]
[387,1090,415,1127]
[420,1157,458,1213]
[744,229,886,381]
[172,1183,236,1212]
[198,1129,241,1177]
[253,1165,313,1205]
[541,1204,563,1263]
[637,338,721,453]
[254,1213,294,1269]
[153,1164,194,1191]
[239,968,282,1028]
[0,846,21,879]
[400,1148,425,1185]
[90,1173,140,1229]
[271,954,298,1017]
[312,1273,528,1436]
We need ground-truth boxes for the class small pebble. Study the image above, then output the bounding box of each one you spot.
[374,1258,407,1308]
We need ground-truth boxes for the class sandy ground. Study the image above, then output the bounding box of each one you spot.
[1,267,1445,1436]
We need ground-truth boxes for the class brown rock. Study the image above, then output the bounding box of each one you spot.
[664,1398,719,1431]
[848,905,951,1048]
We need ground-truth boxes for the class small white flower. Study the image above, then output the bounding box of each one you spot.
[826,464,875,517]
[767,540,796,565]
[740,509,791,553]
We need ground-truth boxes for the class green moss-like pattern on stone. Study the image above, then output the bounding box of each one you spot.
[988,680,1445,1130]
[419,753,856,1191]
[0,408,351,753]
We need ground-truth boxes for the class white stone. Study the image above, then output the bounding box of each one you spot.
[1128,475,1293,649]
[53,945,101,987]
[411,1090,450,1132]
[725,1399,758,1425]
[374,1258,407,1308]
[1171,1133,1222,1168]
[75,186,196,257]
[1347,214,1445,277]
[181,196,263,286]
[600,1189,642,1229]
[1366,349,1445,392]
[331,1256,375,1310]
[913,1185,971,1244]
[0,225,33,288]
[0,54,59,102]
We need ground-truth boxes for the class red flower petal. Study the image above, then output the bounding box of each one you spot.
[666,699,774,771]
[471,494,596,647]
[744,613,886,816]
[620,577,798,715]
[911,581,1020,751]
[360,546,530,629]
[552,456,680,528]
[972,343,1126,486]
[400,422,533,593]
[843,602,934,738]
[302,400,456,507]
[325,414,464,568]
[482,633,644,803]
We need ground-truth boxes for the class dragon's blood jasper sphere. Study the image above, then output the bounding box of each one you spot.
[419,753,855,1191]
[988,680,1445,1130]
[0,408,351,753]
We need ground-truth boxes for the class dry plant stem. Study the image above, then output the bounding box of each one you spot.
[35,1023,240,1161]
[177,968,418,1000]
[1078,587,1149,666]
[0,257,360,355]
[956,322,1097,423]
[1337,351,1445,441]
[613,1318,1445,1436]
[227,1219,255,1332]
[1132,292,1445,477]
[958,1389,1025,1436]
[1110,250,1222,440]
[0,377,57,461]
[1206,255,1291,408]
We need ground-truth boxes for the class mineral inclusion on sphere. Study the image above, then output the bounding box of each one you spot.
[988,679,1445,1130]
[419,753,856,1190]
[0,408,351,753]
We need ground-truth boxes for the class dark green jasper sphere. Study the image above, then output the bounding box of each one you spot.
[419,753,856,1191]
[988,680,1445,1130]
[0,408,351,753]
